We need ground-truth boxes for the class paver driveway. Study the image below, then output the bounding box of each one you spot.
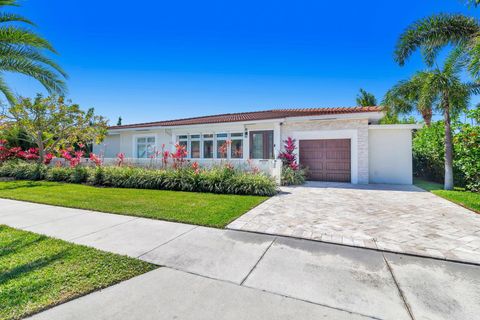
[228,182,480,264]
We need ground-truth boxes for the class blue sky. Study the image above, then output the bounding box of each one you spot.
[5,0,479,124]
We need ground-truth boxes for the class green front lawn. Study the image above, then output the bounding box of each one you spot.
[0,225,156,320]
[0,180,267,228]
[414,178,480,213]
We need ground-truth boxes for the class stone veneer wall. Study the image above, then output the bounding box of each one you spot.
[280,118,370,184]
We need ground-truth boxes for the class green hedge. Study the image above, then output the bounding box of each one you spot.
[0,161,278,196]
[413,120,480,191]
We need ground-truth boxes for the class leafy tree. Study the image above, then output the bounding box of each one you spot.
[0,94,107,162]
[0,123,34,149]
[355,88,377,106]
[378,113,416,125]
[117,116,122,126]
[0,0,67,105]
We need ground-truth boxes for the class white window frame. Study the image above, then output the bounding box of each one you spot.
[190,134,201,159]
[202,133,214,159]
[176,134,189,158]
[134,134,156,159]
[215,132,229,159]
[230,132,244,159]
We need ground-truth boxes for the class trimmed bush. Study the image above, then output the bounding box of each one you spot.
[0,161,278,196]
[281,167,307,186]
[46,166,75,182]
[0,161,47,180]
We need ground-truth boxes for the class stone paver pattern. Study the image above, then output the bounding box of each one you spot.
[1,198,480,319]
[227,182,480,264]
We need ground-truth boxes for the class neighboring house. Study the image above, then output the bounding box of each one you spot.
[93,107,421,184]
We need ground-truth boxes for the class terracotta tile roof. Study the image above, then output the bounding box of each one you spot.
[109,106,383,129]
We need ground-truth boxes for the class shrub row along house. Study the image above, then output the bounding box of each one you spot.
[94,107,421,184]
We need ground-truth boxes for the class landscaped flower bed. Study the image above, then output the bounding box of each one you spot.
[0,140,278,196]
[0,161,278,196]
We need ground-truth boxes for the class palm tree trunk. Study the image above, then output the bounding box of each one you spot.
[421,108,432,127]
[444,105,454,190]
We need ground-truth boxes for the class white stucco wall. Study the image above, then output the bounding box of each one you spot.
[92,134,120,158]
[368,128,413,184]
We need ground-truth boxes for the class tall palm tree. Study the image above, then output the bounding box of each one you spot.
[383,73,433,126]
[0,0,66,104]
[355,88,377,106]
[387,50,477,190]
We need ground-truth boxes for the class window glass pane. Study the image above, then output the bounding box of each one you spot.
[137,144,146,158]
[231,139,243,158]
[231,132,243,137]
[267,131,274,159]
[203,134,213,139]
[179,140,188,154]
[146,143,156,158]
[203,140,213,158]
[217,139,227,158]
[191,140,200,158]
[251,133,263,159]
[137,137,146,143]
[216,133,228,138]
[191,134,200,139]
[147,137,155,143]
[178,135,188,140]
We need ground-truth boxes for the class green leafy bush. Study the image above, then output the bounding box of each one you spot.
[46,166,74,182]
[412,121,447,183]
[281,167,307,186]
[413,120,479,191]
[0,161,278,196]
[0,161,46,180]
[454,124,480,192]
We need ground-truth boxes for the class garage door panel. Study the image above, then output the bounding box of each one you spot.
[299,139,351,182]
[325,162,350,171]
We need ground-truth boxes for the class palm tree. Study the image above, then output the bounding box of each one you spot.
[383,73,433,126]
[355,88,377,106]
[0,0,66,104]
[387,50,477,190]
[394,13,480,78]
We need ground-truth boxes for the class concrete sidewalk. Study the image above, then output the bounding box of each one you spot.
[1,198,479,320]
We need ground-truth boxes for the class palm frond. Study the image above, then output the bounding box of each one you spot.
[443,45,468,77]
[0,13,34,25]
[0,58,67,95]
[0,0,18,7]
[356,88,377,106]
[466,35,480,78]
[394,14,480,66]
[0,74,16,105]
[0,26,56,52]
[0,44,68,78]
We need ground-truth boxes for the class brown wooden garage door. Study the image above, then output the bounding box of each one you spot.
[299,139,351,182]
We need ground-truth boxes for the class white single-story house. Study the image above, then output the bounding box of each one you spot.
[93,107,421,184]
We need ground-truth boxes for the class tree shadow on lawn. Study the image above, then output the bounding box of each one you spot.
[0,250,69,286]
[0,180,62,191]
[0,233,47,259]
